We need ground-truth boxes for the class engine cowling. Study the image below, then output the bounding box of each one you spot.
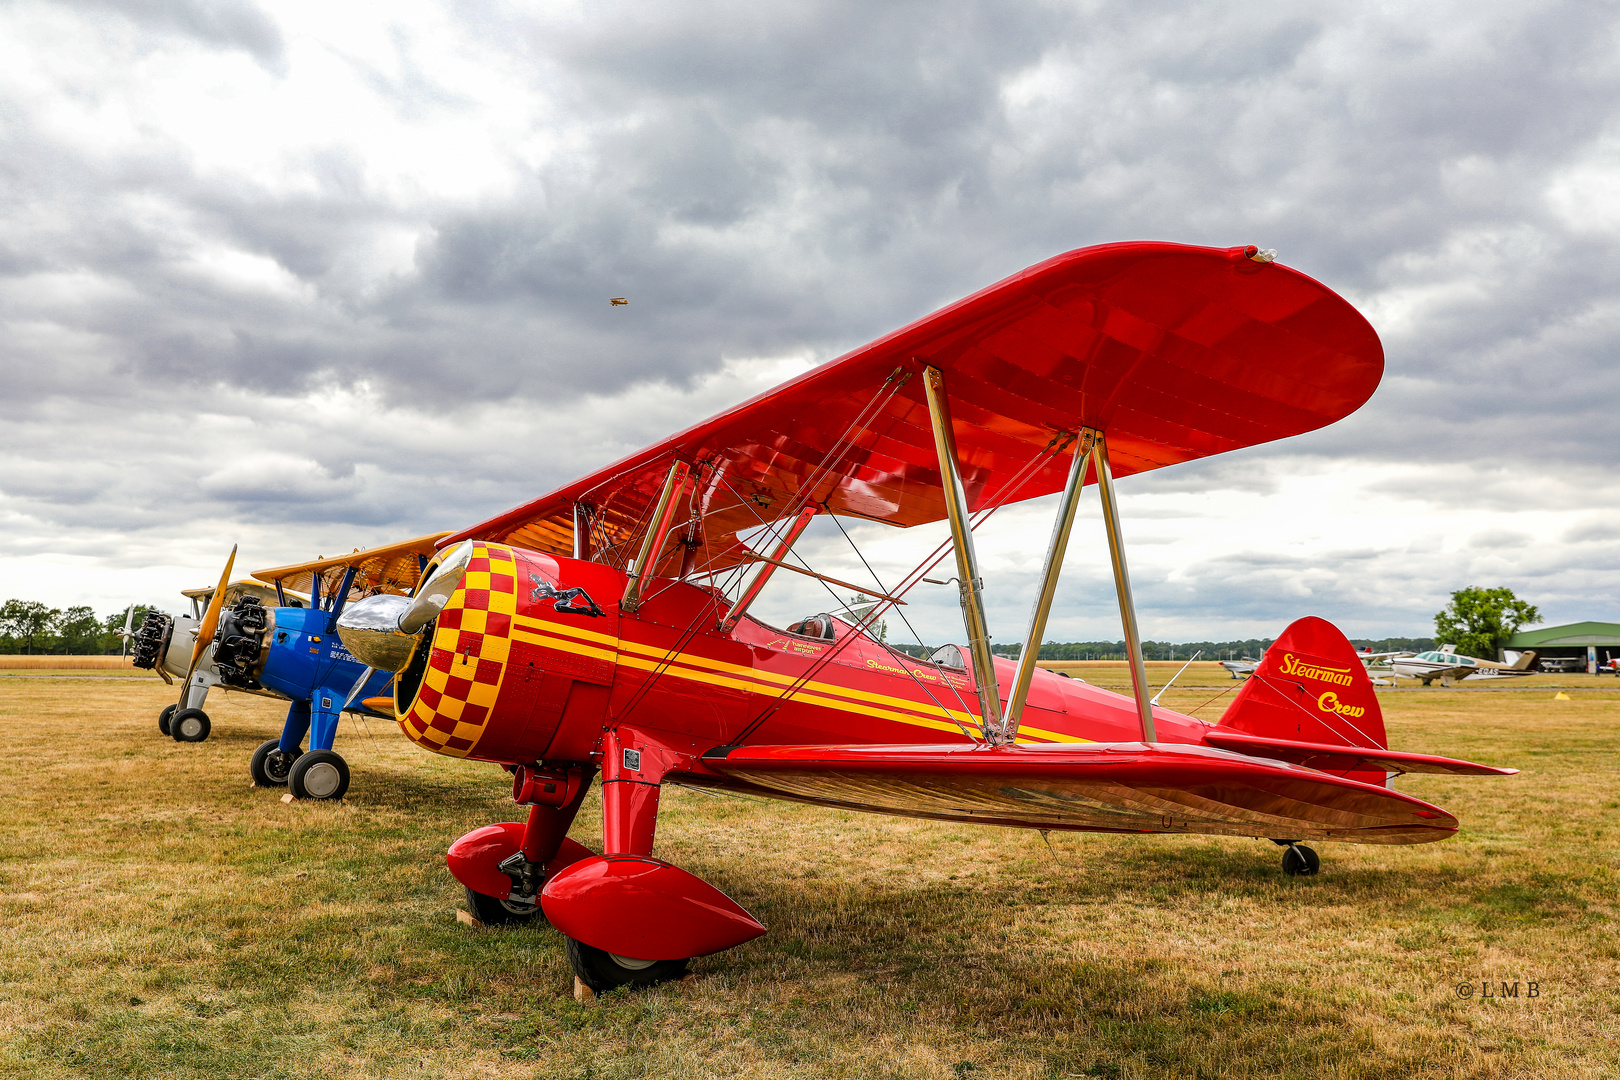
[383,542,624,764]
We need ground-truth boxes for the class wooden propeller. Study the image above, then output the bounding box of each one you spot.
[177,545,236,711]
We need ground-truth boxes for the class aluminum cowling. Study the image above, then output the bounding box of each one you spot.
[335,540,476,672]
[335,593,417,672]
[400,540,475,634]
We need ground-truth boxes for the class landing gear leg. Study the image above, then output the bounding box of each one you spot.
[287,692,349,801]
[558,732,692,992]
[171,680,212,742]
[464,770,597,926]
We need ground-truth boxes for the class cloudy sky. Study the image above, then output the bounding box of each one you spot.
[2,0,1617,647]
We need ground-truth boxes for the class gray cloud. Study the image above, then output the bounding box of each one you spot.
[2,0,1618,628]
[69,0,287,67]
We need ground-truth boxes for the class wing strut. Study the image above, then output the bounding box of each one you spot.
[573,502,593,561]
[923,367,1004,743]
[621,461,691,613]
[1004,429,1095,740]
[1093,433,1156,743]
[718,505,819,632]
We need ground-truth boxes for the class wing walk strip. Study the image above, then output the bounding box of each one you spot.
[508,616,1087,745]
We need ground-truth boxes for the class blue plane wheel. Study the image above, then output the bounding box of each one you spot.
[157,704,176,737]
[249,739,302,787]
[288,749,349,802]
[563,937,688,995]
[464,886,542,927]
[171,708,211,743]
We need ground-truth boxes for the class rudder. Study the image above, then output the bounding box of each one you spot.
[1218,617,1388,782]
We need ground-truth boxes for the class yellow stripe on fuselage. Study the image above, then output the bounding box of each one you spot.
[508,613,1087,744]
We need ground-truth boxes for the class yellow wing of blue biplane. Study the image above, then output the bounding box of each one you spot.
[251,533,452,601]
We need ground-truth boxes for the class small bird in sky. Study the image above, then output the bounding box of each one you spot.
[609,297,628,306]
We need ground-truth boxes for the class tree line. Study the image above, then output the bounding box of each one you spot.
[984,637,1438,661]
[0,600,152,655]
[889,588,1540,664]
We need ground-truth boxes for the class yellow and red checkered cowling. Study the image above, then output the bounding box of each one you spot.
[396,543,622,763]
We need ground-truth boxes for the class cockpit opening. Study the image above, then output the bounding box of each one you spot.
[786,614,837,640]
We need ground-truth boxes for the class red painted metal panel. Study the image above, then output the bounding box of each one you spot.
[446,823,594,900]
[541,855,767,960]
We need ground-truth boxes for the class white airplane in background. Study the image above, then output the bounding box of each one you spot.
[1391,646,1539,686]
[1357,648,1414,686]
[1220,658,1259,679]
[1224,647,1411,683]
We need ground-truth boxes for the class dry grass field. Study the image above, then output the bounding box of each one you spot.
[0,671,1616,1079]
[0,655,143,671]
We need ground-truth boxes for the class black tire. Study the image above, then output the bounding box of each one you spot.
[564,936,688,994]
[249,739,302,787]
[171,708,211,743]
[288,749,349,801]
[1282,844,1321,877]
[464,885,542,927]
[158,704,176,737]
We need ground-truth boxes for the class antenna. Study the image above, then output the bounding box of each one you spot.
[1150,650,1203,707]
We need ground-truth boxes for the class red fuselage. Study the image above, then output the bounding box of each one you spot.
[394,542,1211,771]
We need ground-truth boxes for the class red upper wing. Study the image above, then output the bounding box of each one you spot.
[446,242,1383,574]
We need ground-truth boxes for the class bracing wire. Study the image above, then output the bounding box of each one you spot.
[611,374,905,728]
[732,435,1069,742]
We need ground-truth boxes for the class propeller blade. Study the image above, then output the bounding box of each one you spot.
[179,545,236,710]
[341,666,375,711]
[121,603,134,662]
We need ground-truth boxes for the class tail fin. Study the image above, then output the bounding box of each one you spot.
[1510,649,1539,671]
[1218,617,1388,782]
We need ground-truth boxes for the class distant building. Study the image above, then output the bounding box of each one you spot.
[1504,621,1620,673]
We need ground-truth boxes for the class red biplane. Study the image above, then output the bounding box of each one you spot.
[336,242,1515,993]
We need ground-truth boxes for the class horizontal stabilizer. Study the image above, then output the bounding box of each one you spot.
[1201,730,1517,776]
[693,741,1457,844]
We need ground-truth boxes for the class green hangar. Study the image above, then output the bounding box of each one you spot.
[1505,622,1620,673]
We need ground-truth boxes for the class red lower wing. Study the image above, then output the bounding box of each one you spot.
[1201,731,1518,776]
[692,742,1457,844]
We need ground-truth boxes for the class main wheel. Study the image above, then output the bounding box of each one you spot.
[1282,844,1321,877]
[564,936,688,994]
[157,704,176,737]
[249,739,302,787]
[288,749,349,801]
[171,708,211,743]
[464,886,542,927]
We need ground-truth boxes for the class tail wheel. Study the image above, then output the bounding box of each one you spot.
[158,704,176,737]
[464,886,542,927]
[171,709,211,743]
[1282,844,1321,877]
[563,936,688,994]
[288,749,349,801]
[249,739,302,787]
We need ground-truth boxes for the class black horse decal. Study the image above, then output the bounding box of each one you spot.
[529,574,606,618]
